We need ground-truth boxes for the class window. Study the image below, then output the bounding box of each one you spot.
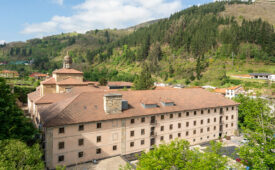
[170,124,173,130]
[232,106,234,110]
[231,123,234,127]
[58,142,64,149]
[193,130,196,134]
[193,139,196,142]
[186,131,189,136]
[169,134,173,139]
[97,136,101,142]
[214,108,217,113]
[160,136,164,141]
[130,142,134,147]
[186,112,189,116]
[97,122,101,129]
[79,138,84,146]
[131,119,135,124]
[193,121,196,126]
[113,145,117,151]
[161,115,164,120]
[226,116,228,120]
[226,107,229,111]
[214,126,216,130]
[96,148,101,154]
[178,113,182,117]
[207,127,210,132]
[141,117,145,123]
[194,111,197,116]
[200,137,203,140]
[214,118,216,122]
[58,155,64,162]
[201,110,204,114]
[231,115,234,119]
[186,122,189,127]
[208,109,210,113]
[170,114,173,119]
[78,152,84,158]
[79,125,84,131]
[141,129,145,135]
[141,140,144,145]
[207,136,209,139]
[200,128,203,133]
[214,134,216,137]
[59,127,64,134]
[226,124,228,128]
[160,126,164,131]
[130,131,135,137]
[65,88,71,93]
[208,118,210,123]
[201,120,203,125]
[178,133,181,137]
[178,123,181,128]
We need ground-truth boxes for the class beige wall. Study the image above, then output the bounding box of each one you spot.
[44,106,238,169]
[53,73,83,82]
[41,84,56,96]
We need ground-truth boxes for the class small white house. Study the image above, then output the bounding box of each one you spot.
[225,85,244,99]
[268,75,275,82]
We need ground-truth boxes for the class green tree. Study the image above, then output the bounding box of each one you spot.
[0,139,44,169]
[0,78,38,143]
[137,140,228,170]
[234,95,274,169]
[134,64,154,90]
[99,77,108,86]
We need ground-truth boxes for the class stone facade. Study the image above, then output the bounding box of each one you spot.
[43,106,238,169]
[104,94,123,114]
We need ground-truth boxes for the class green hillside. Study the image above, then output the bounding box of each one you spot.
[0,1,274,93]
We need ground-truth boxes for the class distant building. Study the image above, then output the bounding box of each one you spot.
[268,74,275,82]
[0,70,19,78]
[249,73,271,80]
[231,74,252,79]
[107,81,133,89]
[29,73,49,80]
[225,85,244,99]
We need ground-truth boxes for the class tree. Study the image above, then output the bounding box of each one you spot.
[0,139,44,169]
[0,78,38,143]
[134,64,154,90]
[99,77,108,86]
[234,95,275,169]
[136,140,228,170]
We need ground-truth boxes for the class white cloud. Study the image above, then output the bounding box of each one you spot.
[21,0,182,36]
[0,40,5,44]
[52,0,63,5]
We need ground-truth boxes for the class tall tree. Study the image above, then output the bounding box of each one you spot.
[134,64,154,90]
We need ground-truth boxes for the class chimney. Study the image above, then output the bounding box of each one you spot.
[104,94,122,114]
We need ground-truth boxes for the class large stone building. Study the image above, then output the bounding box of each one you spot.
[27,55,239,169]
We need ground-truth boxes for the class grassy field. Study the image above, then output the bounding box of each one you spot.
[220,0,275,25]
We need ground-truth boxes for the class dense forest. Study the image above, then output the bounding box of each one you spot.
[0,1,274,86]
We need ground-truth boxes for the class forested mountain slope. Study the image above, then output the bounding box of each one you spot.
[0,1,274,87]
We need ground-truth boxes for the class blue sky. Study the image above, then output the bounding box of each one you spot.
[0,0,212,43]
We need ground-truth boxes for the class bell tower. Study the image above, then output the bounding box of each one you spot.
[63,51,72,69]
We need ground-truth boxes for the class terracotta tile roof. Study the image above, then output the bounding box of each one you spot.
[52,68,83,74]
[232,74,252,78]
[57,77,87,85]
[27,89,41,102]
[35,93,72,104]
[39,88,239,127]
[107,81,133,86]
[0,70,19,75]
[227,85,242,90]
[29,72,48,77]
[214,88,226,94]
[41,77,56,85]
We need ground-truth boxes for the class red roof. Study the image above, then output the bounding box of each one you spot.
[29,72,48,77]
[0,70,19,75]
[52,68,83,74]
[41,77,56,85]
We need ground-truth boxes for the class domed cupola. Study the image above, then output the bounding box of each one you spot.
[63,51,72,69]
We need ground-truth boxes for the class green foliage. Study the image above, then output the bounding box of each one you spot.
[234,95,275,169]
[0,78,38,143]
[134,64,154,90]
[0,139,44,169]
[14,86,36,103]
[99,77,108,86]
[137,140,228,170]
